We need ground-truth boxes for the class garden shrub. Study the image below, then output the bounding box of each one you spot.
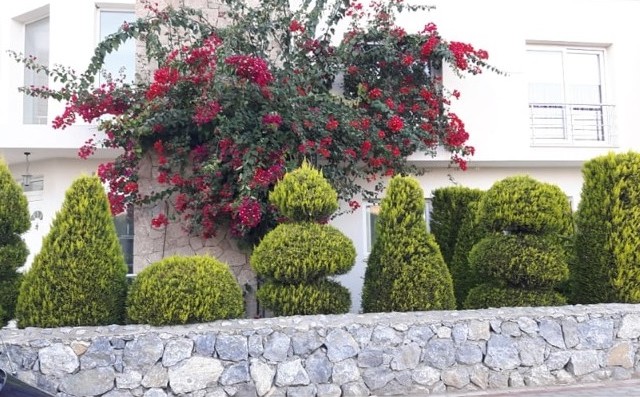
[464,284,567,309]
[257,280,351,316]
[430,186,484,265]
[127,255,244,325]
[362,176,455,313]
[573,151,640,303]
[16,175,128,327]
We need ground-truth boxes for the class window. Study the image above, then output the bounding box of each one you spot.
[114,207,134,274]
[23,17,49,124]
[527,46,613,145]
[98,9,136,83]
[365,198,432,253]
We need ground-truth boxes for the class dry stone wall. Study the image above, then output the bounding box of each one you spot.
[2,304,640,397]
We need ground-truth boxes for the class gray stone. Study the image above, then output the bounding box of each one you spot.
[442,367,470,389]
[275,359,309,387]
[357,348,384,368]
[110,338,126,349]
[618,314,640,338]
[489,319,502,334]
[562,318,579,348]
[371,325,402,346]
[325,329,359,362]
[124,335,164,371]
[546,351,571,370]
[577,318,614,349]
[456,342,483,365]
[606,341,634,368]
[407,326,434,346]
[538,319,565,349]
[518,337,546,366]
[116,370,142,389]
[286,385,316,397]
[345,324,373,345]
[362,366,395,390]
[103,390,134,397]
[194,333,217,356]
[485,335,520,370]
[423,339,455,369]
[395,370,412,386]
[488,372,509,389]
[390,343,420,370]
[291,332,322,356]
[469,364,488,389]
[517,317,538,334]
[217,335,248,361]
[567,350,600,376]
[250,359,275,397]
[436,326,452,339]
[316,383,341,397]
[162,338,193,367]
[412,365,440,386]
[263,332,291,362]
[468,320,490,341]
[60,367,115,396]
[249,334,264,358]
[228,383,257,397]
[39,344,79,375]
[525,365,554,386]
[375,379,409,396]
[452,324,468,345]
[332,358,359,384]
[501,321,521,337]
[141,363,168,388]
[430,381,447,394]
[168,356,224,394]
[611,367,632,380]
[341,381,370,397]
[509,371,525,387]
[555,369,576,384]
[143,389,166,397]
[304,350,332,383]
[220,362,250,385]
[81,338,116,369]
[265,387,287,397]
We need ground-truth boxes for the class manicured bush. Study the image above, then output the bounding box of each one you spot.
[464,284,567,309]
[257,280,351,316]
[268,161,338,223]
[430,186,484,265]
[251,222,355,283]
[362,176,455,313]
[127,255,244,325]
[16,175,128,328]
[573,152,640,303]
[0,159,30,326]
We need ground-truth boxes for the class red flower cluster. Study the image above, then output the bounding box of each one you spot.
[262,113,283,128]
[193,101,221,126]
[146,67,179,100]
[225,55,274,87]
[151,213,169,228]
[289,19,305,33]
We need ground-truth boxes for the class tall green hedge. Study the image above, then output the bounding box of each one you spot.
[16,176,128,327]
[573,152,640,303]
[449,201,484,307]
[362,176,455,313]
[0,160,30,326]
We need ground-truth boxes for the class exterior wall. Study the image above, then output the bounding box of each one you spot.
[2,304,640,396]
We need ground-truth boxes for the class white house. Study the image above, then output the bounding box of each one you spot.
[1,0,639,312]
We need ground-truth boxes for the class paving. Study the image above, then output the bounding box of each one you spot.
[433,379,640,397]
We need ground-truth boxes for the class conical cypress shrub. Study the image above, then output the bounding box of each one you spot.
[449,201,484,307]
[362,176,455,313]
[0,159,30,326]
[16,175,128,327]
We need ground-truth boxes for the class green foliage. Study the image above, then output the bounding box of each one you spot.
[16,176,128,328]
[0,159,30,325]
[464,284,567,309]
[573,151,640,303]
[449,201,484,307]
[362,176,456,313]
[127,255,244,325]
[269,161,338,222]
[251,222,355,283]
[478,175,573,235]
[469,234,569,289]
[430,186,484,265]
[257,280,351,316]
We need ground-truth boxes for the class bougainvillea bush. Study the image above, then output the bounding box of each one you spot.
[13,0,498,244]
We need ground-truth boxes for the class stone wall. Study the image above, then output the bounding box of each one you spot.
[2,304,640,397]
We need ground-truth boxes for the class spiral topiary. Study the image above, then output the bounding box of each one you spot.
[257,280,351,316]
[464,284,566,309]
[127,255,244,325]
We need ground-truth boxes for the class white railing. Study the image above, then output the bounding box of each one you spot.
[529,103,615,145]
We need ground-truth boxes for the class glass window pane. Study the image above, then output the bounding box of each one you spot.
[566,52,602,104]
[100,11,136,83]
[527,50,564,103]
[23,17,49,124]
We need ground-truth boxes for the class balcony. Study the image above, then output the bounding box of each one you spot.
[529,103,615,146]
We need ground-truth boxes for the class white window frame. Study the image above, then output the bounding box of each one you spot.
[526,45,615,147]
[95,5,136,85]
[22,15,50,125]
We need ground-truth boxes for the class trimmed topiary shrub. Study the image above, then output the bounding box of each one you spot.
[362,176,456,313]
[252,162,355,315]
[127,255,244,325]
[0,159,30,326]
[430,186,484,265]
[573,151,640,303]
[16,175,128,328]
[464,284,566,309]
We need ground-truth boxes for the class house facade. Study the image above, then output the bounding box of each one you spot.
[1,0,639,313]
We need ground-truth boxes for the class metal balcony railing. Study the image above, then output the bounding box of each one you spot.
[528,103,615,144]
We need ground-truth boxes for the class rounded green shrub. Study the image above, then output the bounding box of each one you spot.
[464,284,567,309]
[127,255,244,325]
[478,175,572,235]
[257,279,351,316]
[269,161,338,222]
[251,222,356,283]
[469,234,569,289]
[16,175,128,328]
[362,176,456,313]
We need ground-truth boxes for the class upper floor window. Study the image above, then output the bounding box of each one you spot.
[98,9,136,84]
[23,17,49,124]
[527,46,613,146]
